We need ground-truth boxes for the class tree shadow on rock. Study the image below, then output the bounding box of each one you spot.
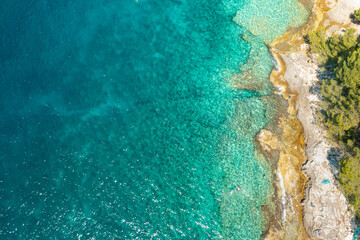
[327,147,342,178]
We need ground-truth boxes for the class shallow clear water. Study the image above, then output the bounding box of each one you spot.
[0,0,307,239]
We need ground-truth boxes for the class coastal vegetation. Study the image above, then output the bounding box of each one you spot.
[307,28,360,213]
[353,8,360,23]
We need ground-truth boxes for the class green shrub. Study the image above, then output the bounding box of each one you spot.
[354,9,360,22]
[340,148,360,213]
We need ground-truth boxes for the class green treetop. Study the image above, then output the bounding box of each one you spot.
[353,8,360,23]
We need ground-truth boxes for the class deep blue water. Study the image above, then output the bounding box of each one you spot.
[0,0,306,239]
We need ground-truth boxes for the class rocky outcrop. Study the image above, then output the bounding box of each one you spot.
[281,52,353,240]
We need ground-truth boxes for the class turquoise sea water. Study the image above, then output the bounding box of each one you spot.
[0,0,308,239]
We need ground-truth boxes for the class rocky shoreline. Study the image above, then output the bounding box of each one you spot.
[259,0,360,239]
[282,50,353,239]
